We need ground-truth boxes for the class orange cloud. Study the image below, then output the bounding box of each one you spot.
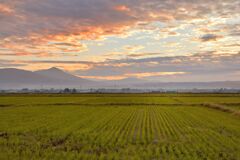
[126,72,187,78]
[8,61,93,72]
[148,12,175,21]
[100,62,134,67]
[128,52,161,58]
[0,0,239,64]
[0,22,134,57]
[124,45,145,52]
[114,5,130,12]
[0,3,14,15]
[79,75,127,80]
[57,64,92,71]
[79,72,187,80]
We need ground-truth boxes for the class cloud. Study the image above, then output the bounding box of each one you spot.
[0,0,239,57]
[80,72,186,80]
[124,45,145,52]
[0,59,95,71]
[71,52,240,81]
[0,0,239,82]
[79,75,127,81]
[0,3,14,15]
[0,59,26,68]
[1,51,239,81]
[200,34,223,42]
[114,5,131,12]
[127,52,161,58]
[227,24,240,37]
[0,0,138,56]
[125,72,186,78]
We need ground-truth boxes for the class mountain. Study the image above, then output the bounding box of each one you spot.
[105,77,147,86]
[133,81,240,89]
[35,67,90,84]
[0,67,239,90]
[117,77,147,84]
[0,68,49,83]
[0,67,92,89]
[103,78,240,89]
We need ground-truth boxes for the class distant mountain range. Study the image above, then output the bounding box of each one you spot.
[0,67,240,90]
[0,67,93,89]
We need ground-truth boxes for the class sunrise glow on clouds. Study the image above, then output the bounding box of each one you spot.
[0,0,239,81]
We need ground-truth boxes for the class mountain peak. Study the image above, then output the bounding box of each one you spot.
[35,67,91,83]
[118,77,147,82]
[36,67,64,73]
[47,67,63,72]
[0,68,31,72]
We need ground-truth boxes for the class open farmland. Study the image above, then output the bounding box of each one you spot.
[0,94,240,160]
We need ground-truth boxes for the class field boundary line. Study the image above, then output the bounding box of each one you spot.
[202,103,240,117]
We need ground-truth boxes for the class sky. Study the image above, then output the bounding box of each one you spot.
[0,0,239,81]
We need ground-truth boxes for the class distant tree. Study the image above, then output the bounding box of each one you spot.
[21,88,29,92]
[72,88,77,93]
[63,88,70,93]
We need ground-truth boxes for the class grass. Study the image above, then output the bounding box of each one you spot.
[202,103,240,116]
[0,94,240,159]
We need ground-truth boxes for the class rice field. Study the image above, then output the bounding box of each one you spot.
[0,94,239,160]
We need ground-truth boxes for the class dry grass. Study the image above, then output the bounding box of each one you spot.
[202,103,240,117]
